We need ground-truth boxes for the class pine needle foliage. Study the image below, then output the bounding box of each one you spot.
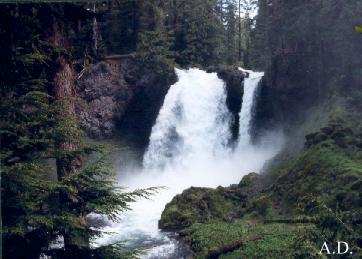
[1,5,157,258]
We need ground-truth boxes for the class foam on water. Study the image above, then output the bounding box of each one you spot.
[95,68,282,258]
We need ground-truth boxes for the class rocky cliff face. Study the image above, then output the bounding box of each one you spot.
[76,58,137,139]
[252,0,362,136]
[75,58,176,143]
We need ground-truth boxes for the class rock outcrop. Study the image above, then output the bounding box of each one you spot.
[159,173,263,231]
[76,59,135,138]
[75,57,176,142]
[216,67,244,141]
[252,0,362,135]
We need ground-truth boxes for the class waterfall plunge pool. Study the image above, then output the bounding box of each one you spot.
[94,68,283,258]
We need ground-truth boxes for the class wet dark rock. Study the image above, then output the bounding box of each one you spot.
[117,66,176,147]
[216,67,244,141]
[76,58,176,143]
[76,60,138,139]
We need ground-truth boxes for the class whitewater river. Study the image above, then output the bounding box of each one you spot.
[95,68,283,258]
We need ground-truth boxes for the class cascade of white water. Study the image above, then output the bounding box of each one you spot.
[143,68,232,169]
[96,68,281,259]
[238,69,264,147]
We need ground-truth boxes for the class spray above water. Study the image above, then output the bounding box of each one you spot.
[96,68,283,258]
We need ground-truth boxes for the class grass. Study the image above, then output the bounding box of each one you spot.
[182,221,323,258]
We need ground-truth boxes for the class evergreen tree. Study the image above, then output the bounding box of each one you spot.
[136,0,174,75]
[0,5,154,258]
[100,0,140,54]
[249,0,270,69]
[225,1,238,65]
[239,13,253,67]
[171,0,226,67]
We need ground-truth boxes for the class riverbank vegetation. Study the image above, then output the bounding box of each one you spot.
[159,0,362,257]
[160,115,362,257]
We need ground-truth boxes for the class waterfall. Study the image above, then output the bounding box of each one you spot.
[96,68,282,259]
[143,68,232,169]
[238,69,264,147]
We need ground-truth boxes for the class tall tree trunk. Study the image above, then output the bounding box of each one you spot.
[50,20,81,178]
[49,17,86,256]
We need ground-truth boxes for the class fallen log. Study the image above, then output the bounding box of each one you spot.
[264,218,361,225]
[264,218,315,224]
[103,54,134,60]
[206,235,263,259]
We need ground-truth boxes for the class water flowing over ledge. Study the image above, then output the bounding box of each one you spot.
[238,68,265,147]
[95,68,283,258]
[143,68,232,170]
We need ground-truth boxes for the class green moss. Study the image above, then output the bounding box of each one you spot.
[271,139,362,212]
[250,195,272,217]
[182,221,321,258]
[238,172,258,187]
[159,173,264,230]
[159,187,243,230]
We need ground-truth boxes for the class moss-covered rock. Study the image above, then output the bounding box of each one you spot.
[159,186,243,230]
[306,121,357,148]
[271,125,362,214]
[159,173,264,231]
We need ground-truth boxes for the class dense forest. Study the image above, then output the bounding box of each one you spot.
[97,0,256,68]
[1,0,362,258]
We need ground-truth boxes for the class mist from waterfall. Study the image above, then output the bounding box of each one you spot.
[96,68,283,258]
